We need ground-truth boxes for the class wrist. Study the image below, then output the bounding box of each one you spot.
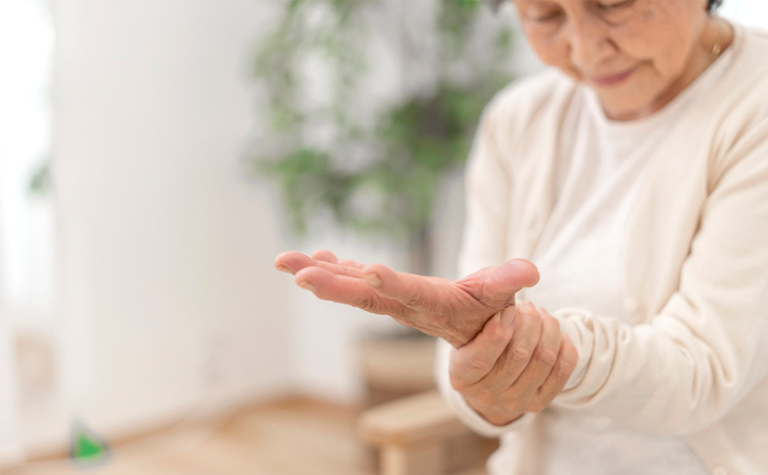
[465,397,523,426]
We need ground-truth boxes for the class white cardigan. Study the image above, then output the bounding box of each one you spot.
[436,24,768,475]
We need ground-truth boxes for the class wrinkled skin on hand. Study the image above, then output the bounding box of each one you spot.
[450,301,578,425]
[274,249,540,347]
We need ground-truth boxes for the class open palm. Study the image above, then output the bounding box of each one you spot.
[275,250,540,347]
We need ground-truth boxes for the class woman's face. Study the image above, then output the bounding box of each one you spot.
[513,0,713,120]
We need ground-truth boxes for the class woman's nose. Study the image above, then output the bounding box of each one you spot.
[565,15,617,73]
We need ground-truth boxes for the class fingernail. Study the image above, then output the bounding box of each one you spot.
[500,308,516,327]
[364,272,382,287]
[298,281,317,293]
[277,265,292,274]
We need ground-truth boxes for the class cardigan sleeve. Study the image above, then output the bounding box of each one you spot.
[549,118,768,436]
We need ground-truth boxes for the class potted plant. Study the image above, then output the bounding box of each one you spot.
[247,0,516,275]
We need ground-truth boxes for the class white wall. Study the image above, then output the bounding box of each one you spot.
[0,266,21,464]
[0,0,53,465]
[13,0,524,456]
[21,0,294,454]
[721,1,768,30]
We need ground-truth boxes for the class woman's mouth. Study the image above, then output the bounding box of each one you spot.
[590,66,638,87]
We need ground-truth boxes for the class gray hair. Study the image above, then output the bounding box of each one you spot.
[481,0,723,14]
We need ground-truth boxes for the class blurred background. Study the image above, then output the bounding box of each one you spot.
[0,1,766,474]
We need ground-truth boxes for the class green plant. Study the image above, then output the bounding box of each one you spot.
[28,160,53,197]
[248,0,515,242]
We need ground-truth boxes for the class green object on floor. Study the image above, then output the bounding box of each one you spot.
[70,421,110,467]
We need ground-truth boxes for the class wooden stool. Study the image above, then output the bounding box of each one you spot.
[358,333,437,408]
[359,390,498,475]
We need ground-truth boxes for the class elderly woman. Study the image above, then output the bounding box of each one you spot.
[276,0,768,473]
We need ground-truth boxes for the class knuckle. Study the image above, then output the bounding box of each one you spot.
[463,353,491,373]
[546,314,561,331]
[489,324,511,346]
[522,301,540,316]
[516,303,531,319]
[522,312,543,330]
[534,346,558,368]
[510,345,533,365]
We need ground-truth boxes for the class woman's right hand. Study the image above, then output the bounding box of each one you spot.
[275,249,541,348]
[449,301,579,426]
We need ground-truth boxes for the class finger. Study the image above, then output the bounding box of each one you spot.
[309,249,367,270]
[506,307,561,393]
[457,259,541,310]
[311,249,339,264]
[277,251,366,278]
[449,309,515,388]
[362,263,448,312]
[530,335,579,412]
[275,251,310,274]
[312,260,366,278]
[338,259,367,270]
[294,266,408,317]
[495,301,543,386]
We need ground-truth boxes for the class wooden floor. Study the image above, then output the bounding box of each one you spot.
[4,396,487,475]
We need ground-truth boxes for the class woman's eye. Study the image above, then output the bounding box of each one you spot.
[594,0,635,23]
[532,11,562,22]
[524,8,563,23]
[596,0,635,10]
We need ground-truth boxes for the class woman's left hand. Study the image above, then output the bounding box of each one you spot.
[450,301,579,425]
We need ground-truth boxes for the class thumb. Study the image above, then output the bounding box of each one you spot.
[459,259,539,309]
